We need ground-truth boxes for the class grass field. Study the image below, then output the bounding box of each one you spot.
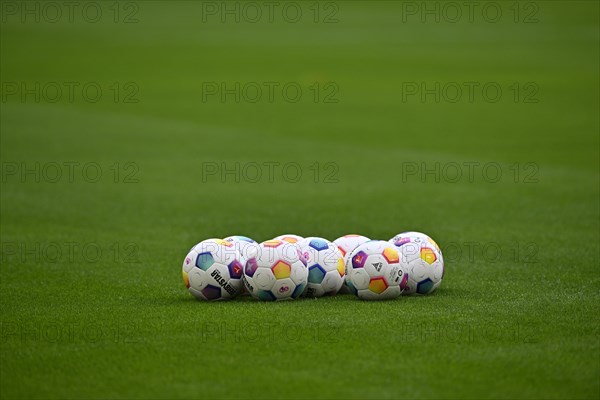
[1,1,599,399]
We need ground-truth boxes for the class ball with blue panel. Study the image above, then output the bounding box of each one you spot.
[298,237,345,297]
[182,238,245,301]
[345,240,407,300]
[243,239,308,301]
[389,231,444,295]
[224,235,259,261]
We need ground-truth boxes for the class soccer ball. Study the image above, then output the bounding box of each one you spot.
[298,237,345,297]
[390,231,442,257]
[244,239,308,301]
[334,234,371,265]
[224,235,259,260]
[389,232,444,295]
[274,234,303,244]
[346,240,407,300]
[333,234,371,293]
[182,238,245,301]
[224,235,258,295]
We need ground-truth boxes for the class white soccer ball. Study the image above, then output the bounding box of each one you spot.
[346,240,407,300]
[224,235,259,295]
[224,235,259,260]
[298,237,345,297]
[333,234,371,293]
[244,239,308,301]
[389,231,444,295]
[273,234,304,244]
[182,238,245,301]
[390,231,443,258]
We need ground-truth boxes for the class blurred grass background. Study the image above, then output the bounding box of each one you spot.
[1,1,599,399]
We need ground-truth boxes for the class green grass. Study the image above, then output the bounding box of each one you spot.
[1,1,599,399]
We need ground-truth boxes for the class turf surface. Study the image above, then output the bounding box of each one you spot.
[1,1,599,399]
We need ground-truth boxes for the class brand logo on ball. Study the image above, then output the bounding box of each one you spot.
[278,285,290,293]
[372,262,382,272]
[210,269,236,295]
[185,257,191,265]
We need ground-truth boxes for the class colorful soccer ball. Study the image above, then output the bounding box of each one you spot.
[244,239,308,301]
[274,234,304,244]
[334,234,371,265]
[346,240,407,300]
[182,238,245,301]
[390,231,442,257]
[224,235,259,260]
[389,232,444,295]
[298,237,345,297]
[224,235,259,295]
[333,234,371,293]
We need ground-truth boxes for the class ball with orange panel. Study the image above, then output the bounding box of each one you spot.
[333,234,371,293]
[243,239,308,301]
[274,234,304,244]
[389,231,444,295]
[345,240,408,300]
[298,237,345,297]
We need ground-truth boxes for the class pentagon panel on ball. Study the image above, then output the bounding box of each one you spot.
[182,238,245,301]
[243,239,308,301]
[389,231,444,295]
[274,234,304,244]
[298,237,345,297]
[333,234,371,294]
[224,235,259,261]
[346,240,407,300]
